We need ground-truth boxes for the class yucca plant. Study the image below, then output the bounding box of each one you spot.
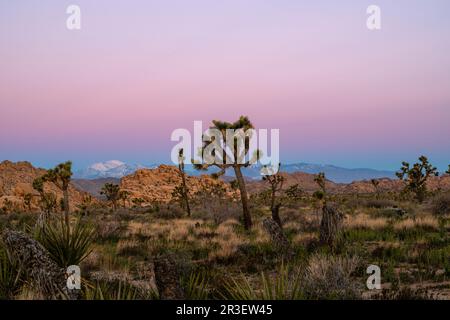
[183,270,210,300]
[220,263,304,300]
[36,219,96,268]
[84,280,158,300]
[0,246,24,299]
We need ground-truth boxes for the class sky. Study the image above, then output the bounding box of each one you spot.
[1,0,449,171]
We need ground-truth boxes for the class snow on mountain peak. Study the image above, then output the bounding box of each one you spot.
[89,160,126,172]
[75,160,150,179]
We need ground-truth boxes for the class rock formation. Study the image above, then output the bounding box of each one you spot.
[1,229,76,299]
[0,160,87,211]
[120,165,237,205]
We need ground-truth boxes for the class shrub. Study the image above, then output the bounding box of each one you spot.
[96,221,123,242]
[363,199,396,209]
[374,286,435,300]
[84,279,157,300]
[36,219,96,268]
[182,270,211,300]
[0,245,23,299]
[301,254,362,299]
[431,193,450,216]
[153,204,185,219]
[220,263,303,300]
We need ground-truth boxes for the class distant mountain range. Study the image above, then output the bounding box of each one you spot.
[73,160,396,183]
[73,160,156,179]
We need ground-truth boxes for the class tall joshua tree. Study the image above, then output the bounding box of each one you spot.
[41,161,73,228]
[177,148,191,216]
[396,155,438,203]
[194,116,259,230]
[100,183,121,210]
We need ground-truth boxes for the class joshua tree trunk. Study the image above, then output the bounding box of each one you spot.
[63,188,70,228]
[270,187,282,227]
[180,170,191,217]
[234,166,252,230]
[271,203,282,228]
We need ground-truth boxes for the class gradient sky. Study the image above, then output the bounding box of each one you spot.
[1,0,449,171]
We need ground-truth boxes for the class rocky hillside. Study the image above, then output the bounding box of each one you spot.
[120,165,237,204]
[0,160,88,211]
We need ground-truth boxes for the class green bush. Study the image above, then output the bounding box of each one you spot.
[220,263,303,300]
[0,246,23,299]
[36,219,96,268]
[431,193,450,216]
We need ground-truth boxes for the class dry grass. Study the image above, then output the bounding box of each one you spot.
[344,214,388,230]
[208,219,247,260]
[393,216,439,231]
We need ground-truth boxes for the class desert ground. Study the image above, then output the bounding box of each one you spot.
[1,160,449,300]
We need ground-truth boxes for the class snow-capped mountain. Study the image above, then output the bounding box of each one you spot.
[73,160,154,179]
[74,160,395,183]
[184,163,395,183]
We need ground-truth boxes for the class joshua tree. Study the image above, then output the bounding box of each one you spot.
[314,172,327,202]
[370,179,380,199]
[118,190,131,208]
[396,155,438,203]
[176,148,191,216]
[262,164,285,227]
[77,194,93,216]
[100,183,121,210]
[194,116,260,230]
[32,177,57,215]
[284,184,303,201]
[446,165,450,175]
[23,193,33,212]
[40,161,73,227]
[313,172,343,249]
[2,199,14,214]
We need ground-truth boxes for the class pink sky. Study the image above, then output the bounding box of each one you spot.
[1,0,449,170]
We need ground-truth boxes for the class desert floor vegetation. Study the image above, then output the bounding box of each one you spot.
[1,188,449,300]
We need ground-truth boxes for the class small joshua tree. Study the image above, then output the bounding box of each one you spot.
[446,165,450,175]
[32,177,57,215]
[396,155,438,203]
[23,193,33,212]
[100,183,121,210]
[176,148,191,216]
[314,172,327,202]
[284,184,303,202]
[40,161,73,228]
[2,199,14,214]
[262,164,285,227]
[371,179,380,199]
[194,116,260,230]
[118,190,131,208]
[77,194,93,216]
[314,172,343,249]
